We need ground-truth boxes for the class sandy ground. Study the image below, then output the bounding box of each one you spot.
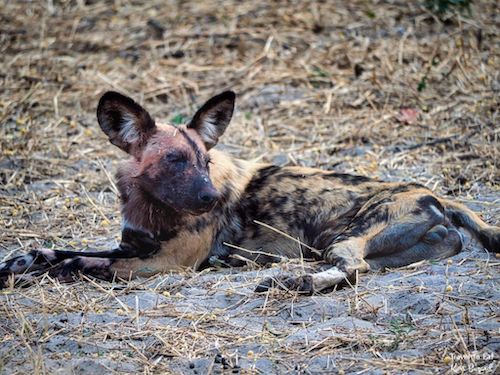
[1,242,499,374]
[0,1,499,374]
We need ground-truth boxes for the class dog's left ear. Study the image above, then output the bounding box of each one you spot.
[97,91,156,156]
[188,91,235,150]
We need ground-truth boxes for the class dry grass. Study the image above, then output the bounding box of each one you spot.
[0,0,499,374]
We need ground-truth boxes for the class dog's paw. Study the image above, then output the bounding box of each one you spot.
[0,249,58,277]
[255,274,314,295]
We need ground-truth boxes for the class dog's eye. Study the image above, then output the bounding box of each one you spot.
[165,152,187,164]
[206,158,213,168]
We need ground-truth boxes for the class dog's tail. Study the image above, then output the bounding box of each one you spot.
[440,199,499,253]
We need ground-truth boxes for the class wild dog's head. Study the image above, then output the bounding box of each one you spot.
[97,91,235,215]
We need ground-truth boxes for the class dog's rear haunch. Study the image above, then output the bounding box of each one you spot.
[1,91,498,293]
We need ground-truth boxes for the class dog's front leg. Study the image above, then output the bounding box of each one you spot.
[255,238,367,295]
[0,248,62,285]
[0,227,161,287]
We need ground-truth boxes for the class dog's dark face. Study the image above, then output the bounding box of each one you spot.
[97,91,235,215]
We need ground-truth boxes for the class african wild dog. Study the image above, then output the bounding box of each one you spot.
[1,91,499,293]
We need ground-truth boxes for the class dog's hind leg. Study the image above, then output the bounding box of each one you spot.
[256,190,462,294]
[366,225,463,270]
[297,226,463,293]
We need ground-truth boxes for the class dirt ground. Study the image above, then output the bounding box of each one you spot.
[0,1,499,374]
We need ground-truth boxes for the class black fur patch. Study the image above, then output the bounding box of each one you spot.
[255,274,314,295]
[324,173,374,185]
[121,227,161,259]
[341,200,391,238]
[246,165,282,191]
[416,195,443,213]
[478,228,500,253]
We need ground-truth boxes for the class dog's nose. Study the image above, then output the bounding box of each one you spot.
[198,190,219,206]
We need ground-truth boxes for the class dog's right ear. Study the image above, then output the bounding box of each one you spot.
[188,91,235,150]
[97,91,156,155]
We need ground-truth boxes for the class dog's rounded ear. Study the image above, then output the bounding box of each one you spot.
[97,91,156,154]
[188,91,235,150]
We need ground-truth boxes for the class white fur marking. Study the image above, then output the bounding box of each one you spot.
[119,114,139,144]
[9,254,35,273]
[312,267,348,291]
[429,204,443,220]
[200,114,219,144]
[121,218,134,231]
[39,248,57,262]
